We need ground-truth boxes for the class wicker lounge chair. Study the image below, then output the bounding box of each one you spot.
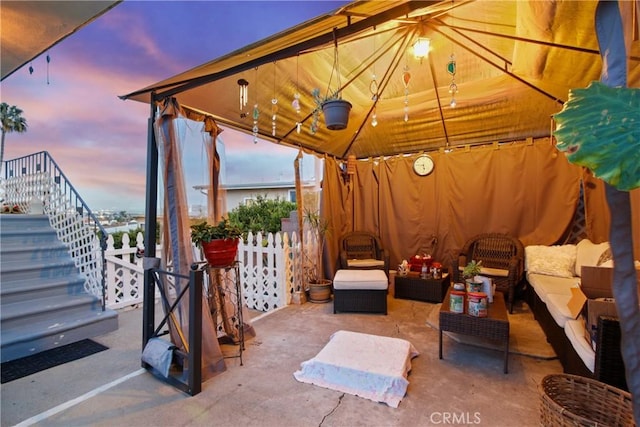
[338,231,390,278]
[451,233,524,313]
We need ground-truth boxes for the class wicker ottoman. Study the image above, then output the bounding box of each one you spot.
[333,269,388,314]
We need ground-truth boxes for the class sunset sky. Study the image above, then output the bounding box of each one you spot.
[1,1,347,212]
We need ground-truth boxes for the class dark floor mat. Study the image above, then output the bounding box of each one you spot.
[1,339,108,384]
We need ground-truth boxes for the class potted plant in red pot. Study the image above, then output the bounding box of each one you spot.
[190,218,243,267]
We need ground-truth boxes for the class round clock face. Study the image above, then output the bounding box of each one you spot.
[413,154,434,176]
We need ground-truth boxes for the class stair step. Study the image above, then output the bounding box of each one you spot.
[0,308,118,363]
[0,242,69,263]
[0,258,79,282]
[0,210,119,363]
[0,294,103,330]
[0,214,50,229]
[0,229,60,245]
[0,276,86,303]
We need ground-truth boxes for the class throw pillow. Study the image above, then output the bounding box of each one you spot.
[575,239,610,276]
[525,244,577,278]
[597,248,613,266]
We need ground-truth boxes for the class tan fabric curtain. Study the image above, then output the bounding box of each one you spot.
[154,98,226,380]
[323,137,639,275]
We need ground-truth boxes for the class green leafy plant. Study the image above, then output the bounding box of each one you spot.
[463,260,483,279]
[310,88,341,134]
[190,218,242,244]
[227,195,296,234]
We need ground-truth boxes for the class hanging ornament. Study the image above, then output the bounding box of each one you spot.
[252,67,259,143]
[238,79,249,118]
[271,62,278,136]
[447,54,458,108]
[370,73,379,128]
[403,65,411,122]
[29,63,34,75]
[292,54,302,133]
[292,92,300,114]
[252,104,260,143]
[271,98,278,136]
[370,74,379,102]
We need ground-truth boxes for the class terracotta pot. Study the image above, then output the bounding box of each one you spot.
[201,238,239,267]
[308,279,333,303]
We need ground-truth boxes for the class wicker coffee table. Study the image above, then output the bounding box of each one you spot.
[439,288,510,373]
[394,272,449,303]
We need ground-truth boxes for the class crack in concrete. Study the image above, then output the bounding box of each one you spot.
[319,393,344,426]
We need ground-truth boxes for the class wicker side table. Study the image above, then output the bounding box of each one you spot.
[439,288,510,373]
[394,273,450,303]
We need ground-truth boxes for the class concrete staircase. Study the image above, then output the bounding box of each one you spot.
[0,214,118,363]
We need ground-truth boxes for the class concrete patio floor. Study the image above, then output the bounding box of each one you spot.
[1,295,563,427]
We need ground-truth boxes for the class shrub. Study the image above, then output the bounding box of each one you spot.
[228,195,296,234]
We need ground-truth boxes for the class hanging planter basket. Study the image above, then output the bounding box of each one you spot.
[201,238,239,267]
[322,99,352,130]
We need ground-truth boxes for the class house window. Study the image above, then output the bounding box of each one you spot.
[288,190,296,203]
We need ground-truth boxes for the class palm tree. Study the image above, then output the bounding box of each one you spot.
[0,102,28,173]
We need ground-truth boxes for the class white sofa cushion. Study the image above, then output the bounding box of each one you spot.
[545,293,575,328]
[564,318,595,372]
[527,272,578,303]
[575,239,610,277]
[525,244,576,278]
[347,259,385,268]
[333,269,388,290]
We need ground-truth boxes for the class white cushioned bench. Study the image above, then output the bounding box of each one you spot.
[333,269,388,314]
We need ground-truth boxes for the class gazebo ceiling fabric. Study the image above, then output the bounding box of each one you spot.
[0,1,122,81]
[122,0,639,160]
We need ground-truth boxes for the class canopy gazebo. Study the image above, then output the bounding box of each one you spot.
[121,0,640,271]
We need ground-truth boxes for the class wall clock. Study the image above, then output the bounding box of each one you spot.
[413,154,434,176]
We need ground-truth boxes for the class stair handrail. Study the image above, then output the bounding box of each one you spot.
[2,151,108,309]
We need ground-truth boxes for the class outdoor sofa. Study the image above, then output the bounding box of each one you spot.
[524,239,629,390]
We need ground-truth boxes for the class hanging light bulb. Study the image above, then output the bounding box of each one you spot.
[371,109,378,127]
[450,98,457,108]
[413,38,430,63]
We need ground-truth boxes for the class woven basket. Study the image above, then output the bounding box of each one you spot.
[540,374,634,426]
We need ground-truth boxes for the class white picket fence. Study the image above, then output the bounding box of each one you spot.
[104,230,318,312]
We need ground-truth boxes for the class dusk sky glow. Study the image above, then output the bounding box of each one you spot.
[1,1,347,212]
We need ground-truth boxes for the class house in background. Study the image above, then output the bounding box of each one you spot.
[194,179,318,211]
